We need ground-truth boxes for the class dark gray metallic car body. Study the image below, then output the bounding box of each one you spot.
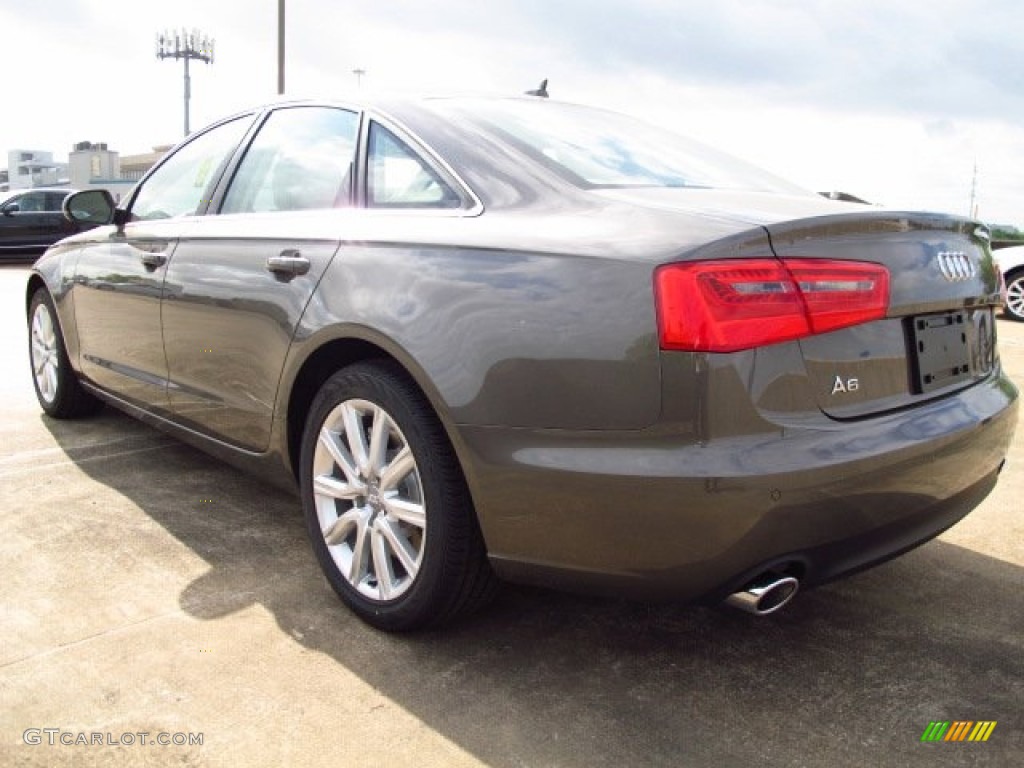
[28,96,1018,606]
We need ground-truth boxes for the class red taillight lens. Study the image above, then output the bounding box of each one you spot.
[655,258,889,352]
[784,259,889,334]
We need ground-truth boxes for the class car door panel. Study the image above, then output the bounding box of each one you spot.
[71,221,181,411]
[37,211,74,246]
[157,105,359,451]
[69,113,257,411]
[0,210,33,247]
[161,233,339,451]
[1,198,45,248]
[19,212,48,247]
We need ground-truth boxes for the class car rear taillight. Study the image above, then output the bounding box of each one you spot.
[655,258,889,352]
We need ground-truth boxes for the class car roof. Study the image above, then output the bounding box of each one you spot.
[2,187,77,202]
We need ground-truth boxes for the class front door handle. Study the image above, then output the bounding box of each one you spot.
[266,250,310,276]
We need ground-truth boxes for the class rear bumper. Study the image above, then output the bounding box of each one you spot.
[460,372,1018,601]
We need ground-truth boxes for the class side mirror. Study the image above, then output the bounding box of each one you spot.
[63,189,124,228]
[1,203,18,215]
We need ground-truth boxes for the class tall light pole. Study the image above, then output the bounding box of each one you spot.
[352,68,366,87]
[969,160,979,219]
[156,28,215,137]
[278,0,285,94]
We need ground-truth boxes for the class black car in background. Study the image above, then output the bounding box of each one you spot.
[1,187,91,256]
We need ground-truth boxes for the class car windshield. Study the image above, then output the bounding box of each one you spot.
[441,98,809,195]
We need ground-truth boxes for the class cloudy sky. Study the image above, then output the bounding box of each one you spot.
[3,0,1023,225]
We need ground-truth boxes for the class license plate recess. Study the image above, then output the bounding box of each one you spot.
[908,310,971,394]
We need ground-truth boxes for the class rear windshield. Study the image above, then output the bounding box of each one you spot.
[438,98,809,195]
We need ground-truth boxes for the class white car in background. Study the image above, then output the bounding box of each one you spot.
[994,245,1024,321]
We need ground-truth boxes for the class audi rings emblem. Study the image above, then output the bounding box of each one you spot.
[936,251,975,282]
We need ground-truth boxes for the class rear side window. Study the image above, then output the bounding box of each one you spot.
[367,123,461,209]
[221,107,359,214]
[44,192,67,211]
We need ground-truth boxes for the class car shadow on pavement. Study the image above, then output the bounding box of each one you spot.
[42,409,1023,768]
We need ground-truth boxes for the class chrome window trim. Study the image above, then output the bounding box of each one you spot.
[362,109,484,218]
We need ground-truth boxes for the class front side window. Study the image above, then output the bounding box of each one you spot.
[131,116,252,221]
[221,107,359,214]
[16,192,47,212]
[367,123,461,209]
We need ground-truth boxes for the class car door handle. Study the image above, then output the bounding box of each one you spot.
[266,251,310,276]
[140,252,167,268]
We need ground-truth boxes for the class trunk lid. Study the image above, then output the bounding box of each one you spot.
[765,212,1001,419]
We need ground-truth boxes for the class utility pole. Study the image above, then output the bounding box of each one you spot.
[157,28,215,137]
[278,0,285,94]
[352,68,366,87]
[969,161,979,219]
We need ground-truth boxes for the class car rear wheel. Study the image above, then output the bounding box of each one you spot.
[299,361,497,631]
[28,288,102,418]
[1004,269,1024,322]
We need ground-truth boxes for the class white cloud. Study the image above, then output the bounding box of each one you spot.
[2,0,1022,225]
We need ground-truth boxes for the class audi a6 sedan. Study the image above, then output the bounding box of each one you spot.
[26,94,1018,630]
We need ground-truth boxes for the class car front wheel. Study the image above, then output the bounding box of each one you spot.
[299,361,497,631]
[28,288,102,418]
[1005,269,1024,322]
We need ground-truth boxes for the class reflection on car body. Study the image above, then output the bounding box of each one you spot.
[26,94,1018,630]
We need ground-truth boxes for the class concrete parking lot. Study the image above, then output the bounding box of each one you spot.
[1,261,1021,768]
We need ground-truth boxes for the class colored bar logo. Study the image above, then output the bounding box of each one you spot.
[921,721,997,742]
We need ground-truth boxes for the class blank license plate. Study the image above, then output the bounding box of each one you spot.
[909,310,972,394]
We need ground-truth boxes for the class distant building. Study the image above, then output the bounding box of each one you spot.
[2,142,167,196]
[5,149,69,190]
[122,145,173,181]
[68,141,169,202]
[68,141,132,200]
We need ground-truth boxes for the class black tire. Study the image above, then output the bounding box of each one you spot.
[1004,269,1024,322]
[299,360,497,631]
[27,288,103,419]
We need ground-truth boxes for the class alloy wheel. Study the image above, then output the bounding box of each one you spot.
[311,398,426,601]
[1006,274,1024,321]
[30,301,59,405]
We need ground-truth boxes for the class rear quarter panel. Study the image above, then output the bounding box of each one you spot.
[287,241,662,431]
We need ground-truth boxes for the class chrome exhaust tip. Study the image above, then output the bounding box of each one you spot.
[725,575,800,616]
